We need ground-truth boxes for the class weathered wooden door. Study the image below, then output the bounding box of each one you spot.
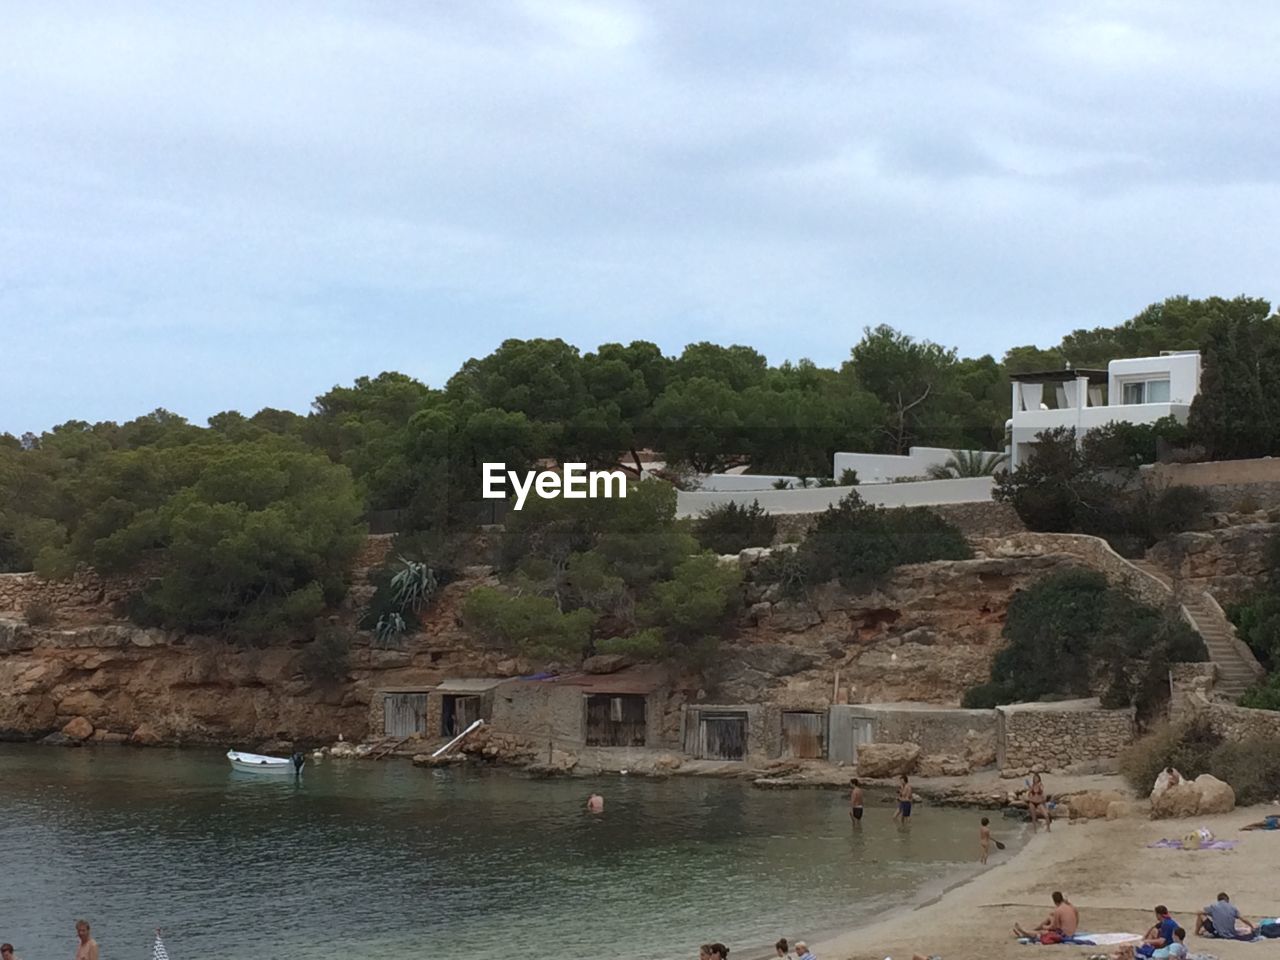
[383,693,428,737]
[699,713,748,760]
[781,711,826,759]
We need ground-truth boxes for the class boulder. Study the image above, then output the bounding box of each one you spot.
[1194,774,1235,814]
[856,742,920,777]
[1151,781,1201,819]
[582,653,633,675]
[916,754,970,778]
[61,716,94,741]
[1066,789,1127,820]
[1106,800,1138,820]
[130,723,161,746]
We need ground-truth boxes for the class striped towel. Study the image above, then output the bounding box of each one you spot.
[153,932,170,960]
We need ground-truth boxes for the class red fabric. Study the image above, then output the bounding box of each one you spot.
[1039,932,1064,944]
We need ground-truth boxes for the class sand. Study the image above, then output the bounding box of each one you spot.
[812,805,1280,960]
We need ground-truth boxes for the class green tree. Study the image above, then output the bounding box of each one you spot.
[1187,309,1280,460]
[846,325,962,454]
[651,377,745,473]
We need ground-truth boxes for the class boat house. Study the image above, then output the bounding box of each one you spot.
[489,667,670,749]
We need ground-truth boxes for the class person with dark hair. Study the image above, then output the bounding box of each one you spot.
[979,816,992,864]
[709,944,730,960]
[1027,773,1050,832]
[1012,891,1078,942]
[1136,906,1179,957]
[894,774,913,823]
[1197,892,1256,939]
[849,779,864,826]
[775,937,791,957]
[1,943,18,960]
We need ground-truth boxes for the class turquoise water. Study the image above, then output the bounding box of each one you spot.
[0,746,1002,960]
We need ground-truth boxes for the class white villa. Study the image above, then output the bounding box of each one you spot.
[1008,351,1201,468]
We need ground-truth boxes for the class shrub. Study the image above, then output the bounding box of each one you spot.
[1146,486,1212,540]
[694,500,777,555]
[461,587,597,662]
[837,468,860,486]
[299,625,351,684]
[23,601,55,627]
[1208,737,1280,804]
[794,491,970,592]
[960,680,1016,709]
[925,450,1009,479]
[1118,719,1221,794]
[1239,673,1280,711]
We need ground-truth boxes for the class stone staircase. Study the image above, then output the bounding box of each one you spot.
[1129,559,1263,701]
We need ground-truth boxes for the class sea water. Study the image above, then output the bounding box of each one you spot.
[0,745,1003,959]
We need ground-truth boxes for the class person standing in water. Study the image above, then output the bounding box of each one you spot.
[893,774,913,824]
[586,793,604,813]
[74,921,98,960]
[848,778,864,826]
[979,816,992,863]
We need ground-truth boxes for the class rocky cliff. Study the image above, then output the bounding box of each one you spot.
[0,548,1078,746]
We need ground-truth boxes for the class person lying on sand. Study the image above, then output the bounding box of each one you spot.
[1012,891,1079,942]
[1196,892,1256,939]
[1240,814,1280,831]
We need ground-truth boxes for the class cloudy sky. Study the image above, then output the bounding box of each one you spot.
[3,1,1279,433]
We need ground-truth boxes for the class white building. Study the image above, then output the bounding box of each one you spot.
[1008,351,1201,468]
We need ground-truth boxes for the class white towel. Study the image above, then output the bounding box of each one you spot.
[1078,933,1143,946]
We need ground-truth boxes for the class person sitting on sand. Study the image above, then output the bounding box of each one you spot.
[775,938,791,957]
[1135,906,1178,958]
[979,816,992,864]
[1013,891,1079,942]
[586,793,604,813]
[1196,892,1256,940]
[793,941,815,960]
[1027,773,1050,833]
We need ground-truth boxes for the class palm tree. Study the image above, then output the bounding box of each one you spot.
[926,449,1009,479]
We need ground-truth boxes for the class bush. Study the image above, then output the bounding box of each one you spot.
[694,500,777,555]
[1147,486,1211,539]
[1208,737,1280,804]
[461,587,597,661]
[299,625,351,684]
[960,680,1016,709]
[794,492,970,591]
[1119,719,1222,794]
[22,601,55,627]
[837,468,859,486]
[1239,673,1280,711]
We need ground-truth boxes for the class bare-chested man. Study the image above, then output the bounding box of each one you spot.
[893,774,913,824]
[849,778,864,826]
[74,921,98,960]
[1013,892,1078,942]
[586,793,604,814]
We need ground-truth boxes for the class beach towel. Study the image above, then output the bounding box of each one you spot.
[1147,838,1238,850]
[1077,933,1144,946]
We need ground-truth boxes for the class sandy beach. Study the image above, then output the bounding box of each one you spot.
[814,805,1280,960]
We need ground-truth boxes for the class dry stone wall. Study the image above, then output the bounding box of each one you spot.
[978,533,1168,608]
[997,702,1135,774]
[0,568,146,616]
[1145,459,1280,512]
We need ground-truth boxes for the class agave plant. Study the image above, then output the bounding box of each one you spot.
[390,556,439,613]
[374,612,407,648]
[926,450,1010,479]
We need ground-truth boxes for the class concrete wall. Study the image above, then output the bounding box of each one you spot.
[841,704,998,757]
[996,701,1136,773]
[832,446,1004,484]
[697,474,805,491]
[1109,353,1201,406]
[677,476,994,518]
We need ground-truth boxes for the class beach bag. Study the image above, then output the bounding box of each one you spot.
[1259,923,1280,939]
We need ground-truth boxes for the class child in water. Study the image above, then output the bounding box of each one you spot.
[979,817,992,864]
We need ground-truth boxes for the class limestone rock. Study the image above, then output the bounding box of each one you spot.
[1106,800,1139,820]
[1151,781,1201,819]
[916,754,970,777]
[1194,774,1235,814]
[769,600,823,632]
[1066,789,1127,819]
[62,716,94,741]
[130,723,161,746]
[582,653,633,675]
[856,742,920,777]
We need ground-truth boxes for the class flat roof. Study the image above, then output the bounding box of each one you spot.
[508,666,670,696]
[1008,368,1107,384]
[434,678,509,694]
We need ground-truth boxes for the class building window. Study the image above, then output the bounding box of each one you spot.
[1121,378,1170,404]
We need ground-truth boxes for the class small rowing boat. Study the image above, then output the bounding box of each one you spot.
[226,749,305,775]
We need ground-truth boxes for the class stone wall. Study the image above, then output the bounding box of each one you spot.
[1177,694,1280,741]
[1145,459,1280,512]
[1147,523,1277,604]
[771,499,1024,545]
[996,701,1136,774]
[979,532,1169,608]
[0,568,146,616]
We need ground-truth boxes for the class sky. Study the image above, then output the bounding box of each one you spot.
[3,1,1280,434]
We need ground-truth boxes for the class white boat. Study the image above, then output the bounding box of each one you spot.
[227,749,305,775]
